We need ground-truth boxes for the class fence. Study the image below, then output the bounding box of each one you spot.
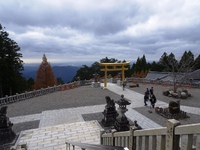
[0,81,89,106]
[101,119,200,150]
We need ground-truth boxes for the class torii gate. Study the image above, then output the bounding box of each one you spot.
[99,62,130,89]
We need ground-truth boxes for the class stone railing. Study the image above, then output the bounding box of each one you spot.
[101,119,200,150]
[79,80,93,86]
[0,81,81,106]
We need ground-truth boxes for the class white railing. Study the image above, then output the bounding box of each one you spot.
[101,119,200,150]
[0,81,81,106]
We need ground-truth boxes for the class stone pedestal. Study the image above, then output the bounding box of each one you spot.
[114,95,131,132]
[0,127,16,145]
[117,80,122,86]
[102,106,118,127]
[101,96,118,127]
[91,82,100,88]
[0,106,16,147]
[114,114,130,132]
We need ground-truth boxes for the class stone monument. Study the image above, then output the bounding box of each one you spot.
[114,95,131,132]
[101,96,118,127]
[0,106,16,148]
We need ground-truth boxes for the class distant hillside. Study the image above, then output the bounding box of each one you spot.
[22,66,80,83]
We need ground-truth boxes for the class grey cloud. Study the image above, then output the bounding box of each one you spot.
[0,0,200,64]
[1,1,140,36]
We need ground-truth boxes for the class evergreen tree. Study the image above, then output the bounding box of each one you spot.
[27,77,35,91]
[179,50,195,72]
[91,61,101,75]
[57,77,65,85]
[150,61,163,71]
[194,54,200,70]
[131,55,149,77]
[73,65,92,81]
[158,52,169,71]
[0,24,24,97]
[135,57,141,73]
[141,55,147,71]
[34,54,57,89]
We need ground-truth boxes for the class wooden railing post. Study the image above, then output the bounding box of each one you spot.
[166,119,180,150]
[111,129,117,146]
[129,126,139,150]
[100,129,105,145]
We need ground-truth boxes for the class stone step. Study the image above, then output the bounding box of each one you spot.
[15,121,102,150]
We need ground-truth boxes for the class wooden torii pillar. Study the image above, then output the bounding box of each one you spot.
[99,62,130,89]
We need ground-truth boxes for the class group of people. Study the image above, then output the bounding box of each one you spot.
[144,87,157,111]
[121,81,157,112]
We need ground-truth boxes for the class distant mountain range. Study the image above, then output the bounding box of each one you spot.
[21,65,80,83]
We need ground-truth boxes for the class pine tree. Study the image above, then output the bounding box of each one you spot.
[0,24,25,97]
[194,54,200,70]
[131,55,149,78]
[179,50,195,72]
[34,54,57,89]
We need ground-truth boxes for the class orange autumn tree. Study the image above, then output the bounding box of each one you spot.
[132,70,149,78]
[34,54,57,90]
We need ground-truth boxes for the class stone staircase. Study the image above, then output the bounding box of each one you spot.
[14,121,102,150]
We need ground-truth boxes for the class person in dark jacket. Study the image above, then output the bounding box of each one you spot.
[144,92,149,106]
[146,88,150,97]
[150,94,157,108]
[122,81,126,90]
[150,87,154,96]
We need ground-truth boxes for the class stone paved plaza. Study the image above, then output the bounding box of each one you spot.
[6,83,200,149]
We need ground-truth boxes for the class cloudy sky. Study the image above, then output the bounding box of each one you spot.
[1,0,200,66]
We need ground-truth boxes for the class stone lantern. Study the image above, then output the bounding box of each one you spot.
[114,94,131,132]
[91,72,100,88]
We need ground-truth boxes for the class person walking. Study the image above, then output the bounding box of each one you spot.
[144,92,149,106]
[122,80,126,90]
[146,88,150,98]
[150,87,154,97]
[149,94,157,109]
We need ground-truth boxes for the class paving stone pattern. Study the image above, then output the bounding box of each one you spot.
[18,121,101,150]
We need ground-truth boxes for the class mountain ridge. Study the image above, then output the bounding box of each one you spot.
[22,66,80,83]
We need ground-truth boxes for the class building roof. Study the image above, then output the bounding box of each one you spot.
[186,69,200,80]
[145,70,200,83]
[145,71,169,80]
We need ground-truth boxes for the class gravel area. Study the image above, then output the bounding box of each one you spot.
[7,86,121,117]
[127,83,200,107]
